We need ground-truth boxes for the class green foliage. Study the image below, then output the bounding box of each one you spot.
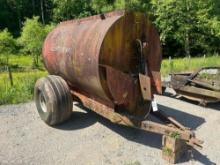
[170,132,180,139]
[1,0,220,58]
[113,0,125,10]
[91,0,151,13]
[151,0,220,57]
[123,0,150,12]
[162,147,173,156]
[91,0,114,13]
[19,16,54,67]
[19,16,44,54]
[0,54,46,105]
[0,71,47,105]
[0,29,16,67]
[44,23,55,34]
[0,29,16,55]
[52,0,94,22]
[0,0,53,36]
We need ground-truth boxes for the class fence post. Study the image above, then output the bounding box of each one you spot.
[188,55,191,71]
[169,56,172,73]
[7,65,13,87]
[203,54,206,67]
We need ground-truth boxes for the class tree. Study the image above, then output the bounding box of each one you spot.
[0,0,53,36]
[123,0,151,12]
[151,0,195,57]
[91,0,114,13]
[151,0,220,57]
[196,0,220,53]
[40,0,45,24]
[19,16,53,67]
[0,29,15,56]
[0,0,19,35]
[91,0,151,13]
[52,0,94,22]
[0,28,16,65]
[1,0,220,58]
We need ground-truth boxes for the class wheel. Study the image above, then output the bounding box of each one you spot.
[34,75,73,126]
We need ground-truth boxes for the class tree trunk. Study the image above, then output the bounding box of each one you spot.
[185,32,190,57]
[40,0,45,24]
[32,0,35,15]
[8,66,13,87]
[32,54,37,68]
[36,54,39,67]
[17,10,22,30]
[6,57,13,87]
[184,0,190,57]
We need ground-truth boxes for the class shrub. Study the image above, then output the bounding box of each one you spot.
[0,29,16,65]
[19,17,54,68]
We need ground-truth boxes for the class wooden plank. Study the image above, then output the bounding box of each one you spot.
[140,121,192,140]
[189,79,220,91]
[162,135,187,164]
[179,86,220,99]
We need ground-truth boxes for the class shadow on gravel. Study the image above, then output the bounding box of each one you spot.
[159,105,216,164]
[178,149,217,165]
[180,97,220,111]
[207,102,220,111]
[158,105,205,130]
[55,103,214,164]
[54,110,97,130]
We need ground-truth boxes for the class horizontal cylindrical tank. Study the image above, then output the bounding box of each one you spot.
[43,10,162,117]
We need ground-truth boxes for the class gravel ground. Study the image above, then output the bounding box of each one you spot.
[0,95,220,165]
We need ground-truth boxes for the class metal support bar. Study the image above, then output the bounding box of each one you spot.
[71,90,203,150]
[152,111,189,131]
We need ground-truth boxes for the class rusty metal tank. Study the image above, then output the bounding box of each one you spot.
[43,10,162,117]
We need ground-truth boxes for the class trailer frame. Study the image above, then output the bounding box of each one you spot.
[71,90,203,163]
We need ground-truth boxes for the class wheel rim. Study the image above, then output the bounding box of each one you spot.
[39,92,47,113]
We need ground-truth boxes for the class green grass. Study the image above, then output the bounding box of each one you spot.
[0,71,47,105]
[0,54,45,72]
[0,54,47,105]
[9,54,34,67]
[161,55,220,76]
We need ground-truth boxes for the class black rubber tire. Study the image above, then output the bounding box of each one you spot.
[34,75,73,126]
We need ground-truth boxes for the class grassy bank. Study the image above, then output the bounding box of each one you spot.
[0,55,47,105]
[161,55,220,76]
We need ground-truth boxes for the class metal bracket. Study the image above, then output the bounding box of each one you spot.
[139,73,152,101]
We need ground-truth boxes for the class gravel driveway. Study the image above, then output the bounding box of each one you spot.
[0,95,220,165]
